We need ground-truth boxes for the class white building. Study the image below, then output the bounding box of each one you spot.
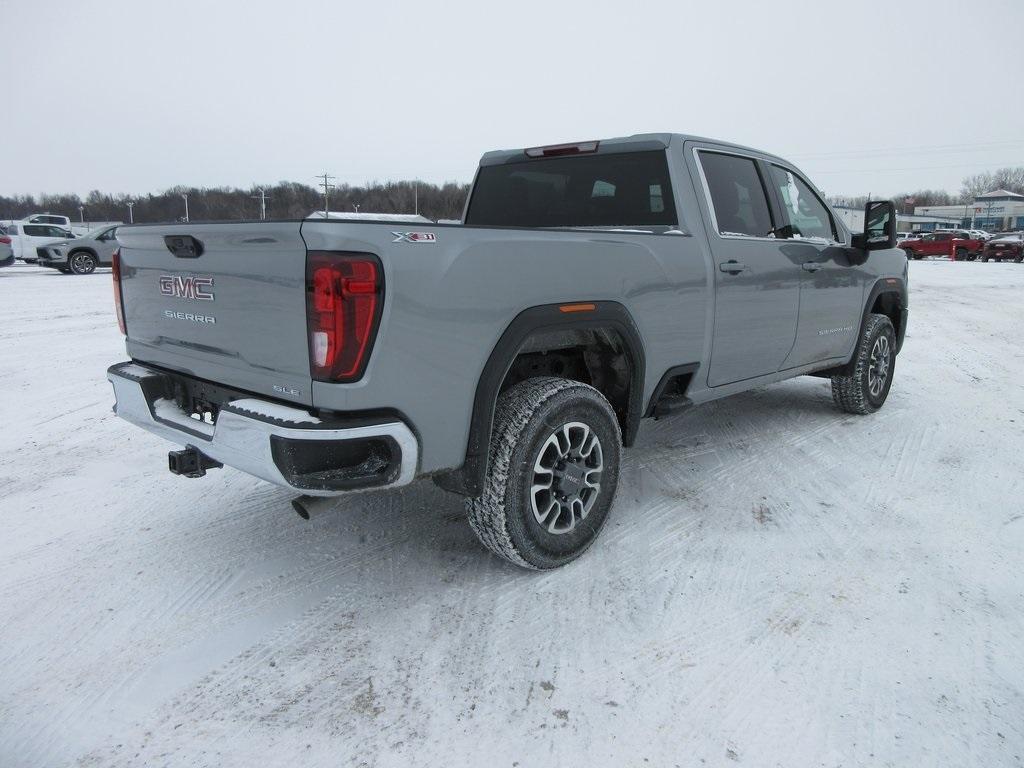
[832,207,958,235]
[915,189,1024,232]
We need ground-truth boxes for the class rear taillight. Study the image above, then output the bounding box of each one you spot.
[0,236,11,245]
[111,248,126,335]
[305,252,382,381]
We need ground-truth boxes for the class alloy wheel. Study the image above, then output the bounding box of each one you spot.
[868,335,891,398]
[70,252,95,274]
[530,422,603,535]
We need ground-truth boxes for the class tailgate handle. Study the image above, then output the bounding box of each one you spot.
[164,235,204,259]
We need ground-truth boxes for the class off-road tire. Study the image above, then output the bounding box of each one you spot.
[831,313,896,415]
[68,251,97,275]
[466,377,622,570]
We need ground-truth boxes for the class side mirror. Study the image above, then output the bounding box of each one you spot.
[852,200,897,251]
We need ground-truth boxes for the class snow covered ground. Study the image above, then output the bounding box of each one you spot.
[1,259,1022,767]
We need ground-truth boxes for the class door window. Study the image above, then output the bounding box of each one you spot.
[24,225,48,236]
[768,166,836,241]
[698,152,773,238]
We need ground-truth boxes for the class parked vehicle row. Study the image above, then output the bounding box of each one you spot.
[1,213,123,274]
[898,227,1023,263]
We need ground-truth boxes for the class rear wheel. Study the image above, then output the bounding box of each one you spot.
[68,251,97,275]
[831,314,896,415]
[466,377,622,569]
[981,255,989,262]
[956,247,969,261]
[1014,254,1023,263]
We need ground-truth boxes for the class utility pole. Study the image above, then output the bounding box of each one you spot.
[414,181,418,216]
[127,201,135,224]
[182,193,190,223]
[316,173,335,218]
[250,188,270,220]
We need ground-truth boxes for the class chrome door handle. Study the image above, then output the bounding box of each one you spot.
[802,261,823,272]
[719,261,748,274]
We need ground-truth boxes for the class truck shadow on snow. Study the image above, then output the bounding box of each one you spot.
[167,375,862,587]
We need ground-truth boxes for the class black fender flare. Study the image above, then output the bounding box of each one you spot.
[435,301,645,497]
[862,276,908,354]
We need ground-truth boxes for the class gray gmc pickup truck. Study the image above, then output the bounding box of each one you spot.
[107,133,908,569]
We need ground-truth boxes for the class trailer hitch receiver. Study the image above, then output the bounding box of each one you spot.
[168,445,223,478]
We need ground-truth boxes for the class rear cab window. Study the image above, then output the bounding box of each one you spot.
[696,151,773,238]
[464,150,678,229]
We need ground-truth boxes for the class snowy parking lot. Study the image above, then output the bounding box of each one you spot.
[1,259,1022,767]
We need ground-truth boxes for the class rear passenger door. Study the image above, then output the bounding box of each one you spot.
[764,164,866,368]
[692,148,801,387]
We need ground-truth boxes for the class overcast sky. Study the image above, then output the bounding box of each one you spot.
[2,0,1022,199]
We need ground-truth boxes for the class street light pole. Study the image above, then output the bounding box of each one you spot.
[77,205,84,223]
[127,201,135,224]
[182,194,190,223]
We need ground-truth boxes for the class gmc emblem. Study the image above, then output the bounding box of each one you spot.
[159,275,215,301]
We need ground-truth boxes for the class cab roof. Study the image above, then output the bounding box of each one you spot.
[478,133,790,167]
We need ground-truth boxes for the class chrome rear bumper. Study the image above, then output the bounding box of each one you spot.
[107,361,418,496]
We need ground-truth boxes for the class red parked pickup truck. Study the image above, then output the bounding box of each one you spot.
[900,230,983,261]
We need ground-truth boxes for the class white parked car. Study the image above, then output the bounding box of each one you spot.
[20,212,73,228]
[6,223,77,263]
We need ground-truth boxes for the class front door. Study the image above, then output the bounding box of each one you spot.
[764,164,867,368]
[693,149,801,387]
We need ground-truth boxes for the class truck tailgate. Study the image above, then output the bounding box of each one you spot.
[116,222,313,406]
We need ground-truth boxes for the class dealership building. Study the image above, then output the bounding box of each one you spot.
[832,207,959,234]
[914,189,1024,232]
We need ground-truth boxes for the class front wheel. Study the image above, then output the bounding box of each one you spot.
[466,377,622,569]
[831,314,896,415]
[955,247,969,261]
[68,251,97,274]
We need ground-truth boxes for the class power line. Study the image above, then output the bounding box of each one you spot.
[250,188,271,220]
[788,139,1024,160]
[315,173,335,218]
[810,160,1024,175]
